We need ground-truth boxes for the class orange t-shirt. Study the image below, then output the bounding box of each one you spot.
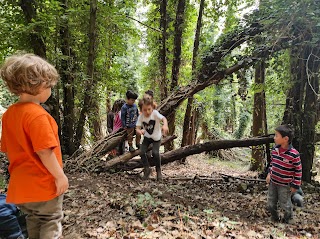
[0,102,62,204]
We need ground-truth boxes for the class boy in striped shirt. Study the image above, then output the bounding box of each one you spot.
[266,125,302,223]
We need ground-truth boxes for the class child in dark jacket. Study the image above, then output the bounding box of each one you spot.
[121,90,140,152]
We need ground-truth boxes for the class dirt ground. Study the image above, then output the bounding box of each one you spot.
[63,154,320,239]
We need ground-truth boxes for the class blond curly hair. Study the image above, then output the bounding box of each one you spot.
[0,54,59,96]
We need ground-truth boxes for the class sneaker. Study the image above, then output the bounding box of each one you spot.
[129,146,136,152]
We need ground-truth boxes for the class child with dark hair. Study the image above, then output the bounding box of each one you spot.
[107,106,115,134]
[141,90,157,109]
[121,90,140,152]
[144,90,154,98]
[266,124,302,223]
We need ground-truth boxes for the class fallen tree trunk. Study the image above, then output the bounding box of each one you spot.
[66,135,176,173]
[120,135,274,170]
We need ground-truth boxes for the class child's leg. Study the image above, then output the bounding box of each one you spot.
[135,129,141,148]
[140,138,152,179]
[126,128,134,147]
[17,205,40,239]
[267,182,279,221]
[0,214,24,239]
[152,140,162,180]
[18,195,63,239]
[278,186,292,222]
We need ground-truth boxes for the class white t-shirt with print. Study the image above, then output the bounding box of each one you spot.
[136,110,164,141]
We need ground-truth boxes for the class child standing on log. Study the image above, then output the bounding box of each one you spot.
[136,97,168,180]
[266,125,302,223]
[121,90,140,152]
[0,54,69,238]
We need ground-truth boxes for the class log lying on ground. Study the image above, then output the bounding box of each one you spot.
[120,135,274,170]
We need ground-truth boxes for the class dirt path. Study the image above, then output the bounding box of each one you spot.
[63,155,320,239]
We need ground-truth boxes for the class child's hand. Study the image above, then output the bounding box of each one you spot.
[137,129,145,135]
[162,125,169,136]
[55,174,69,196]
[266,173,270,184]
[290,187,297,193]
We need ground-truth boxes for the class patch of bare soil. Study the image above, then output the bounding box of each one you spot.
[63,154,320,239]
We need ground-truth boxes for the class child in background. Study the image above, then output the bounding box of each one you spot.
[266,125,302,223]
[106,105,115,134]
[112,99,126,133]
[136,97,168,180]
[121,90,140,152]
[144,90,157,108]
[0,54,69,238]
[108,99,126,156]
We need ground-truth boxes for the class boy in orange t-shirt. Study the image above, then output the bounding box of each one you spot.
[0,54,69,238]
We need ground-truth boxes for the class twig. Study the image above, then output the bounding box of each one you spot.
[305,52,320,97]
[168,175,223,181]
[125,15,161,32]
[219,173,266,182]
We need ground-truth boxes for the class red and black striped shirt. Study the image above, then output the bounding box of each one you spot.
[269,145,302,189]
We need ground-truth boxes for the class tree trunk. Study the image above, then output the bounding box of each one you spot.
[300,49,320,182]
[181,0,205,148]
[282,48,305,148]
[122,136,275,170]
[19,0,46,58]
[190,106,200,145]
[251,60,266,171]
[90,99,103,141]
[19,0,61,148]
[159,0,168,101]
[75,0,98,149]
[283,43,320,182]
[59,0,76,155]
[181,97,194,147]
[165,0,186,151]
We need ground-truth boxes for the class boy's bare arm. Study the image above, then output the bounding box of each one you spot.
[136,126,145,135]
[36,149,69,196]
[161,117,169,136]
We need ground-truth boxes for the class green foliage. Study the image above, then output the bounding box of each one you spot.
[137,192,159,207]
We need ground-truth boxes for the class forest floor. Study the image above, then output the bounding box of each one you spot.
[62,153,320,239]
